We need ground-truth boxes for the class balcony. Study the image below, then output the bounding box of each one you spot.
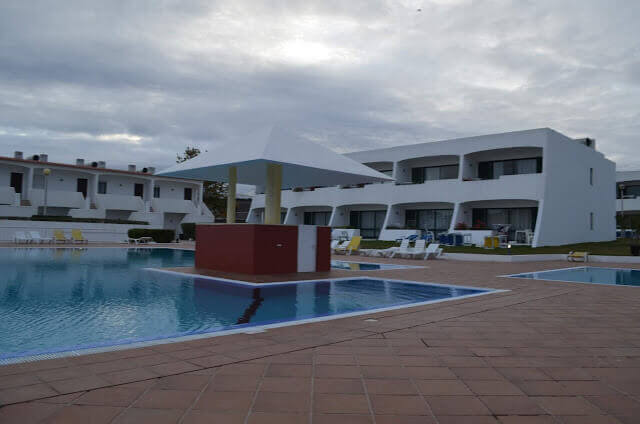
[96,194,145,211]
[0,187,17,206]
[152,198,198,214]
[618,197,640,212]
[30,189,85,209]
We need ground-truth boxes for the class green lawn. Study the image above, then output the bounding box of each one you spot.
[360,238,638,256]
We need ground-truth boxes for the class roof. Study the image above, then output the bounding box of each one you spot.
[156,126,393,189]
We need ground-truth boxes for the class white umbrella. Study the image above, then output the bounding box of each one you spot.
[157,126,393,224]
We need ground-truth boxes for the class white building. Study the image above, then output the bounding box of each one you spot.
[616,171,640,217]
[0,152,214,232]
[248,128,616,247]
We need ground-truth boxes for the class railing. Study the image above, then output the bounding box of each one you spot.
[30,189,85,209]
[96,194,145,211]
[0,187,17,206]
[152,198,197,214]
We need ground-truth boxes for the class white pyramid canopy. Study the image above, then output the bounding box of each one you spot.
[156,126,393,188]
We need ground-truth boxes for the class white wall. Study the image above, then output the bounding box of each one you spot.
[0,220,154,242]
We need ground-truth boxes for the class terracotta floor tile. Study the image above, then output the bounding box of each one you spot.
[148,360,200,376]
[207,374,260,392]
[583,396,640,416]
[260,377,311,392]
[155,374,210,391]
[315,354,356,365]
[365,379,418,395]
[0,402,60,423]
[314,365,361,379]
[356,355,401,366]
[313,414,373,424]
[406,367,458,379]
[0,373,42,390]
[398,356,443,367]
[45,404,123,424]
[426,395,491,416]
[0,383,59,405]
[266,364,312,377]
[465,379,524,395]
[498,417,556,424]
[314,393,370,414]
[441,356,489,367]
[101,367,158,385]
[217,363,267,376]
[496,367,552,381]
[535,396,605,415]
[73,386,144,406]
[113,407,183,424]
[479,395,547,416]
[38,392,84,404]
[193,390,254,412]
[134,389,199,409]
[248,412,308,424]
[415,379,473,395]
[370,394,430,415]
[557,416,623,424]
[181,410,246,424]
[314,378,364,393]
[516,380,571,396]
[253,391,310,413]
[375,415,437,424]
[451,367,506,381]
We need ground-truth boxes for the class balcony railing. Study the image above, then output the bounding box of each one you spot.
[96,194,145,211]
[30,189,85,209]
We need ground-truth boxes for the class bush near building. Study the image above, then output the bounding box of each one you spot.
[181,223,196,240]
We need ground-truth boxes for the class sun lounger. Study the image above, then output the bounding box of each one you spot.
[14,231,30,244]
[407,239,427,259]
[29,231,52,244]
[390,239,411,258]
[424,243,443,260]
[334,236,362,255]
[71,229,88,244]
[332,240,349,254]
[567,251,588,262]
[53,230,69,244]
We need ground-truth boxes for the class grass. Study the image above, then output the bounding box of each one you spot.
[361,238,638,256]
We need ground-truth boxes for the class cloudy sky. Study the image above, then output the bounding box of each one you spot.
[1,0,639,171]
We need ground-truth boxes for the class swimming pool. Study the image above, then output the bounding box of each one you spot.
[330,260,421,271]
[0,248,495,361]
[508,266,640,287]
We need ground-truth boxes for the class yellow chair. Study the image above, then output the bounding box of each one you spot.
[483,236,499,249]
[567,251,589,262]
[335,236,362,256]
[53,230,68,244]
[71,229,88,244]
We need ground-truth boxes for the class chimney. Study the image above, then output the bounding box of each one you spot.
[76,158,85,166]
[14,151,23,159]
[147,166,156,174]
[98,161,106,168]
[128,164,136,172]
[40,154,48,162]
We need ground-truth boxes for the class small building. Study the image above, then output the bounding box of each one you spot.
[616,170,640,226]
[248,128,616,247]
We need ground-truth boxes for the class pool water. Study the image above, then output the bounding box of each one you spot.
[330,260,419,271]
[509,266,640,287]
[0,248,492,360]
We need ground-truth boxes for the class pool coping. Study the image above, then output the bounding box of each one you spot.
[1,267,506,365]
[330,259,426,270]
[501,265,640,286]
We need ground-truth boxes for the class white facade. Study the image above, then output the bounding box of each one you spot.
[249,128,616,247]
[0,153,214,233]
[616,171,640,215]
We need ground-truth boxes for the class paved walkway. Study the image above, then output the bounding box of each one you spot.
[1,256,639,423]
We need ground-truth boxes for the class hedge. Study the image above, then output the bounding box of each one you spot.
[128,229,175,243]
[0,216,149,225]
[181,223,196,240]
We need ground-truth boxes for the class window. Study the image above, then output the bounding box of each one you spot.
[349,210,386,238]
[153,186,160,198]
[590,212,594,230]
[405,209,453,233]
[590,168,594,186]
[411,164,459,183]
[478,157,542,179]
[134,183,144,197]
[472,207,538,236]
[184,187,192,200]
[98,181,107,194]
[303,211,331,226]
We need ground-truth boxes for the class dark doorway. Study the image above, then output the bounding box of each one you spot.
[10,172,23,194]
[184,187,192,200]
[134,183,144,197]
[76,178,88,198]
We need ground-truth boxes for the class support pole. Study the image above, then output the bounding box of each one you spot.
[226,166,237,223]
[264,163,282,225]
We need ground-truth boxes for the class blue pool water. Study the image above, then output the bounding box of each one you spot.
[0,248,491,360]
[330,260,418,271]
[509,267,640,287]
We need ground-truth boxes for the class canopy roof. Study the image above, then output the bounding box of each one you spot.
[157,126,393,188]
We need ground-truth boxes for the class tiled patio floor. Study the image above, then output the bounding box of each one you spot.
[1,254,640,423]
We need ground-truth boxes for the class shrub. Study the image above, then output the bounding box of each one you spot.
[181,223,196,240]
[128,229,175,243]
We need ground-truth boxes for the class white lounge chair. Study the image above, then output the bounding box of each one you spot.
[14,231,30,244]
[29,231,52,244]
[424,243,443,260]
[407,239,427,259]
[330,240,340,250]
[390,239,411,258]
[332,240,349,254]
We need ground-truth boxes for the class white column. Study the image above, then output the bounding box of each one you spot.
[89,173,99,208]
[226,166,237,223]
[449,202,461,233]
[23,166,34,204]
[264,163,282,225]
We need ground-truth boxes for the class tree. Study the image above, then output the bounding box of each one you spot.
[177,147,228,219]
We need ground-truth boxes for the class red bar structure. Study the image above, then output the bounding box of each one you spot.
[195,224,330,275]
